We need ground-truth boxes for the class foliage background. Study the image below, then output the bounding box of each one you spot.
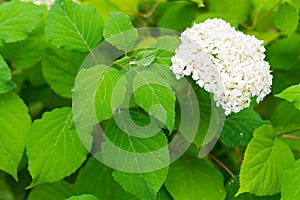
[0,0,300,199]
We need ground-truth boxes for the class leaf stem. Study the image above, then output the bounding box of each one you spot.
[276,128,300,136]
[208,153,237,180]
[281,134,300,141]
[135,0,161,18]
[235,147,243,163]
[90,50,98,65]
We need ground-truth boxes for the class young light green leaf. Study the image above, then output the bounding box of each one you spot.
[274,2,299,34]
[76,157,119,200]
[94,67,123,122]
[0,55,16,94]
[0,93,31,180]
[72,64,125,152]
[237,125,294,196]
[165,157,226,200]
[102,111,169,199]
[281,159,300,200]
[27,181,76,200]
[46,0,104,52]
[220,108,268,147]
[190,0,204,7]
[150,36,179,66]
[27,107,88,187]
[133,70,176,131]
[102,110,169,171]
[42,46,87,98]
[113,168,168,200]
[66,195,99,200]
[275,84,300,110]
[131,50,157,67]
[0,0,45,45]
[103,12,138,52]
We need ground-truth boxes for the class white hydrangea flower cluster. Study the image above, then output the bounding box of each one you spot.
[21,0,55,8]
[170,18,272,115]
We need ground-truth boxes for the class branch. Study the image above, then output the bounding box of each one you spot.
[208,153,237,180]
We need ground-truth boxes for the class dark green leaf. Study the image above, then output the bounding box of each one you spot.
[165,157,226,200]
[27,181,76,200]
[220,108,268,147]
[66,194,99,200]
[76,157,119,200]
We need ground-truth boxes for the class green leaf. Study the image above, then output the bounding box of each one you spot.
[27,107,88,187]
[102,111,169,199]
[0,0,45,45]
[103,12,138,52]
[27,181,76,200]
[133,70,176,131]
[266,35,300,70]
[237,125,294,196]
[274,2,299,34]
[281,159,300,200]
[83,0,140,19]
[0,171,14,200]
[75,157,119,200]
[72,65,125,151]
[46,0,104,52]
[209,0,251,22]
[158,2,195,31]
[0,19,49,70]
[66,194,99,200]
[113,168,168,200]
[131,49,157,67]
[114,187,140,200]
[165,157,226,200]
[271,100,300,132]
[157,187,173,200]
[226,178,281,200]
[0,92,31,180]
[42,46,87,98]
[94,66,123,122]
[150,36,179,66]
[275,84,300,111]
[0,55,16,94]
[189,0,204,7]
[220,108,268,147]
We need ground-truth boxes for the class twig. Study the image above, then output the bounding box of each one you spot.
[276,128,300,136]
[135,0,161,18]
[235,147,243,163]
[208,153,237,180]
[281,134,300,141]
